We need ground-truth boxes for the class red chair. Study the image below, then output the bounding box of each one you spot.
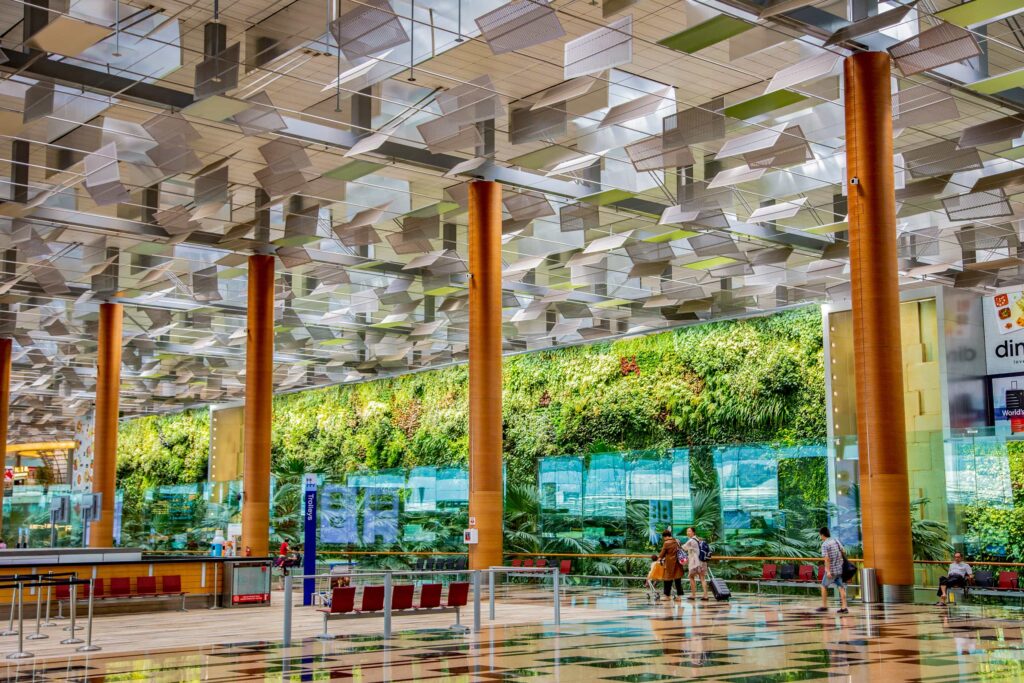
[90,578,104,597]
[998,572,1020,590]
[161,575,183,594]
[535,559,548,568]
[511,559,522,568]
[523,559,535,568]
[762,564,777,580]
[797,566,814,582]
[136,576,157,595]
[447,582,470,608]
[360,585,385,612]
[391,584,414,611]
[559,560,571,575]
[324,586,355,614]
[110,577,131,597]
[817,566,826,582]
[419,583,442,609]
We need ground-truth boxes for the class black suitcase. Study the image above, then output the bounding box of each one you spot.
[708,569,731,601]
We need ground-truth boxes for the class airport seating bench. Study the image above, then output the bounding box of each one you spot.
[509,559,571,574]
[56,575,186,614]
[757,563,826,590]
[317,582,469,638]
[950,571,1024,603]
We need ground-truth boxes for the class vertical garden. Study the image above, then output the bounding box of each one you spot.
[111,306,828,556]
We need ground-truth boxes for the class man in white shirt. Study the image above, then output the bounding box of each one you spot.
[937,552,972,606]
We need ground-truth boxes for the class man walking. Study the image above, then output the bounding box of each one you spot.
[817,527,848,614]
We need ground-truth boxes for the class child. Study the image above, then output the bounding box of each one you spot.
[646,554,665,601]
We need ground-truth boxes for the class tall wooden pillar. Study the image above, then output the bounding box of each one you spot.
[90,303,122,547]
[0,338,10,538]
[845,52,914,601]
[242,254,274,556]
[467,181,503,570]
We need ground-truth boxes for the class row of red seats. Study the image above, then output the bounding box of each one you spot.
[509,559,571,574]
[55,575,184,600]
[761,564,826,582]
[321,582,469,615]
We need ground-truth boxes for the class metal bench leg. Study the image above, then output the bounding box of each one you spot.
[317,613,335,641]
[449,607,469,633]
[180,594,187,612]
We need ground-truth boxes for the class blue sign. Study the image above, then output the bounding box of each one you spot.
[303,474,317,606]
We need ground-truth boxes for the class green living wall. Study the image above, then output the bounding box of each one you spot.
[115,306,827,532]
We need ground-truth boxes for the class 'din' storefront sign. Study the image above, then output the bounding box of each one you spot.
[983,287,1024,374]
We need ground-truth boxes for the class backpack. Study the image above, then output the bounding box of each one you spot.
[698,539,712,563]
[676,546,687,565]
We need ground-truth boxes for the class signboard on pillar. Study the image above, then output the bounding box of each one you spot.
[983,287,1024,375]
[302,473,317,606]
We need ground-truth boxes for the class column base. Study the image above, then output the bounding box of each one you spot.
[881,584,914,603]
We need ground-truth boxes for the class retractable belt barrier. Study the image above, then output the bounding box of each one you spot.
[0,575,100,659]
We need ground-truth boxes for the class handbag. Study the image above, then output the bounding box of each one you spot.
[840,545,857,582]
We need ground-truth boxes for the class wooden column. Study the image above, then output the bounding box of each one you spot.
[468,181,503,570]
[0,338,10,538]
[90,303,122,547]
[242,254,274,556]
[845,52,914,601]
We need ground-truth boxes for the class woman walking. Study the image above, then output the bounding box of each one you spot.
[657,529,685,600]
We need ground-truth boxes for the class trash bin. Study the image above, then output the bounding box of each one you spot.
[860,567,879,603]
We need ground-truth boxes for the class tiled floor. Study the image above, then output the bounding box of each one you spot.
[2,590,1024,681]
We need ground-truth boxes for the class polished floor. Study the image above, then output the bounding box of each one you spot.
[1,589,1023,681]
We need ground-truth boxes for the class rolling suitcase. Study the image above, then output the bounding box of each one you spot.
[708,568,731,601]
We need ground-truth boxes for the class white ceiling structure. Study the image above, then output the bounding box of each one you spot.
[1,0,1023,439]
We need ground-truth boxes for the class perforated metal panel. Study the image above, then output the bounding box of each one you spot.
[509,103,567,145]
[417,114,482,153]
[476,0,565,55]
[889,23,980,76]
[330,0,408,62]
[559,202,599,232]
[766,52,840,94]
[599,89,670,128]
[942,189,1013,221]
[564,15,632,79]
[23,82,54,123]
[744,125,812,169]
[688,232,739,257]
[892,84,959,129]
[504,190,555,221]
[958,115,1024,148]
[437,75,504,126]
[625,135,694,172]
[902,139,981,179]
[663,97,724,148]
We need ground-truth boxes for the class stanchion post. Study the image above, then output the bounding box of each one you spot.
[383,572,392,640]
[552,567,560,626]
[26,580,47,641]
[2,578,18,636]
[60,583,83,644]
[6,582,32,659]
[42,572,55,627]
[472,570,481,633]
[283,574,293,647]
[210,562,220,610]
[488,570,495,621]
[76,579,100,652]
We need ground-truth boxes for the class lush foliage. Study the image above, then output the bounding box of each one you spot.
[258,306,826,484]
[111,307,833,555]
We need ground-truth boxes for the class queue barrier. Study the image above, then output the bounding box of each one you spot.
[0,574,100,659]
[281,566,561,646]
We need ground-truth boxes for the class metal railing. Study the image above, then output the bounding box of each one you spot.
[0,574,99,659]
[280,566,560,646]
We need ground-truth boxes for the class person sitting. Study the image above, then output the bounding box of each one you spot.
[936,552,973,606]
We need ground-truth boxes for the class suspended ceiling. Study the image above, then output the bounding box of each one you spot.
[1,0,1024,439]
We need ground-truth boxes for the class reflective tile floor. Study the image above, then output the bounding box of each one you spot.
[3,593,1024,682]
